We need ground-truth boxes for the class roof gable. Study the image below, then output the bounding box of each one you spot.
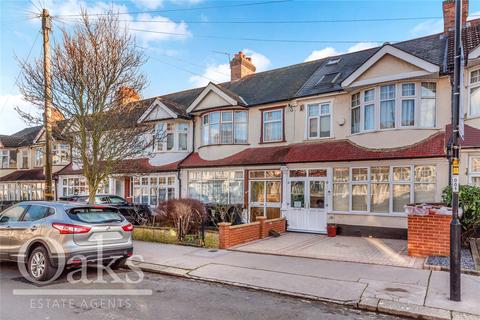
[137,98,179,123]
[342,45,440,88]
[187,82,245,113]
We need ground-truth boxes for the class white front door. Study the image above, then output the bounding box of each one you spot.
[285,177,327,233]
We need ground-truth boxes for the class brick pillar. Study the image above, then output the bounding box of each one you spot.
[218,222,231,249]
[257,216,266,239]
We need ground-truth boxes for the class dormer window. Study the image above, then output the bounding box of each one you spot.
[351,82,436,134]
[469,69,480,116]
[201,110,248,146]
[154,121,189,152]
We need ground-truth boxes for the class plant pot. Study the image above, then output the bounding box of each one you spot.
[327,224,337,237]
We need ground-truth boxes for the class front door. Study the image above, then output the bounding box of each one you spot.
[249,179,282,221]
[286,177,327,233]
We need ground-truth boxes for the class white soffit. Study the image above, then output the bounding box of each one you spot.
[186,82,238,113]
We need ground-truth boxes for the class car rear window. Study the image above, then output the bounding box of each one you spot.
[67,208,124,223]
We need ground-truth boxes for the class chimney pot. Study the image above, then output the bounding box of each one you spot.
[443,0,469,34]
[116,87,140,105]
[230,51,256,81]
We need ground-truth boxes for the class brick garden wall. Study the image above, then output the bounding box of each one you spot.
[219,217,286,249]
[408,212,452,257]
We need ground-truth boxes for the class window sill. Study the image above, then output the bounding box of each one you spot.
[349,127,440,137]
[330,210,407,217]
[259,139,286,144]
[303,136,335,142]
[466,114,480,121]
[198,143,250,149]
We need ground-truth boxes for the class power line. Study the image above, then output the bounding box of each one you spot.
[0,31,41,115]
[54,0,291,17]
[129,28,392,44]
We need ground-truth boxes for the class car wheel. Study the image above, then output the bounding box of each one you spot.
[110,257,127,270]
[27,246,56,282]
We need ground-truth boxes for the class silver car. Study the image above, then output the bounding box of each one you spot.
[0,201,133,281]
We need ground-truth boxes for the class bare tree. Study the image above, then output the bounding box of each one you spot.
[17,9,153,203]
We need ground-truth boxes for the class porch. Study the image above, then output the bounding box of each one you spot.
[231,232,425,268]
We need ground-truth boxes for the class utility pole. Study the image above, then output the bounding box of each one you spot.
[42,9,54,201]
[450,0,462,302]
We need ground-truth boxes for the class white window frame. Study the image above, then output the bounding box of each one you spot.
[349,167,370,213]
[52,143,69,165]
[201,110,248,146]
[34,147,43,167]
[154,121,190,153]
[19,150,29,169]
[350,81,437,135]
[306,101,332,139]
[262,109,283,143]
[0,150,9,169]
[468,155,480,186]
[468,68,480,117]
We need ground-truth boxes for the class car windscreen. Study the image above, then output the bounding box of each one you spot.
[67,208,124,223]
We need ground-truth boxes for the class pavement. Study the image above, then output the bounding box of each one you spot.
[131,240,480,320]
[232,232,425,268]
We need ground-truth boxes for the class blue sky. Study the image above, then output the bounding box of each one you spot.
[1,0,479,134]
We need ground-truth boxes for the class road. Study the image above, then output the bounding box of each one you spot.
[0,261,404,320]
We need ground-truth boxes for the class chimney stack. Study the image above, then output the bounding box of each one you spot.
[230,51,256,81]
[116,87,140,105]
[443,0,469,34]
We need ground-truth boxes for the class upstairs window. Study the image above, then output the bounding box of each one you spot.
[308,102,331,139]
[53,143,70,165]
[262,109,283,142]
[34,147,43,167]
[201,111,248,146]
[154,122,189,152]
[469,69,480,116]
[20,150,29,169]
[469,156,480,187]
[351,82,436,134]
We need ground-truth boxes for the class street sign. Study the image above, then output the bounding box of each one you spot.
[452,175,460,193]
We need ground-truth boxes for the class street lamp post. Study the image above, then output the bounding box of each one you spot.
[450,0,462,302]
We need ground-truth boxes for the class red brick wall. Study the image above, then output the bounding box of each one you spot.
[408,213,452,257]
[218,217,286,249]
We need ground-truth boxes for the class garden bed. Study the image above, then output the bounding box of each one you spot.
[133,226,219,249]
[424,247,479,275]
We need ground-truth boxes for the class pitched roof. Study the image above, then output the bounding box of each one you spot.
[0,125,43,147]
[55,158,180,176]
[445,124,480,149]
[0,168,44,182]
[447,20,480,71]
[180,133,446,168]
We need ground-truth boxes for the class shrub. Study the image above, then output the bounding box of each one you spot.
[154,198,207,241]
[207,204,243,227]
[442,184,480,242]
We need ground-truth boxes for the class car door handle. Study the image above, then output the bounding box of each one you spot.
[30,225,38,231]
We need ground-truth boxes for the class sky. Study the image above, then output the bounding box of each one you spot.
[1,0,479,135]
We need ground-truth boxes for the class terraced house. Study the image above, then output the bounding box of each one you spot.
[2,0,480,237]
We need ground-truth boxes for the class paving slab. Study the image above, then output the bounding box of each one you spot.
[452,311,480,320]
[425,271,480,316]
[358,298,380,312]
[189,263,367,304]
[360,279,427,305]
[377,300,451,320]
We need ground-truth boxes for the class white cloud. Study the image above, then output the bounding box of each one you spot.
[189,49,271,87]
[304,47,340,62]
[409,19,443,37]
[0,95,37,135]
[304,42,378,62]
[31,0,191,44]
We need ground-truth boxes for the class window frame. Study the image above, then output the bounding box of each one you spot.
[261,107,284,143]
[201,110,249,146]
[306,101,332,140]
[350,81,437,135]
[154,121,190,153]
[468,68,480,117]
[468,155,480,186]
[34,147,43,167]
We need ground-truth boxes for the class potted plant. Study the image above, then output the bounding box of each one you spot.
[327,213,337,237]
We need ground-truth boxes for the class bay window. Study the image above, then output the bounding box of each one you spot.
[469,69,480,116]
[308,102,331,138]
[351,82,436,134]
[187,170,244,204]
[61,177,108,196]
[132,175,176,206]
[262,109,283,142]
[469,156,480,186]
[202,111,248,145]
[332,165,437,214]
[154,122,190,152]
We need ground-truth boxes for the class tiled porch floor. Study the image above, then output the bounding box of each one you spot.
[232,232,425,268]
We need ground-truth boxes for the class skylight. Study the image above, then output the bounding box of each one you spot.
[326,58,341,65]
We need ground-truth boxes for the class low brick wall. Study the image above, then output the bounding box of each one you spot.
[218,217,286,249]
[407,209,452,257]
